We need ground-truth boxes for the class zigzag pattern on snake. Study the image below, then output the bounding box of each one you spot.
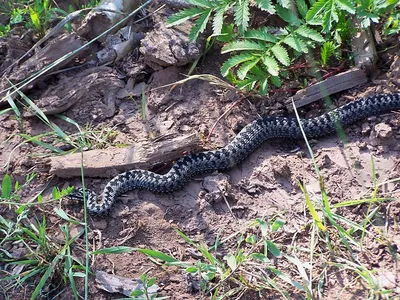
[67,93,400,214]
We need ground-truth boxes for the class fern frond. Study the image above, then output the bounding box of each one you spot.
[320,41,335,66]
[283,35,309,53]
[237,59,261,79]
[222,40,266,53]
[255,0,276,14]
[167,7,205,26]
[220,53,256,76]
[277,0,292,9]
[270,75,281,87]
[188,9,212,41]
[185,0,213,8]
[306,0,330,22]
[244,28,278,42]
[259,78,269,95]
[276,4,301,26]
[236,78,257,90]
[212,7,226,36]
[296,25,325,42]
[296,0,309,19]
[335,0,355,14]
[261,55,279,76]
[234,0,250,34]
[270,44,290,66]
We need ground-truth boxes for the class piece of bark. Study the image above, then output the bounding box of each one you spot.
[351,18,377,68]
[286,68,368,110]
[49,133,202,178]
[0,33,85,104]
[77,0,141,42]
[23,66,124,117]
[139,7,201,67]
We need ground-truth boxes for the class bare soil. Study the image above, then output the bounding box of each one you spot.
[1,5,400,300]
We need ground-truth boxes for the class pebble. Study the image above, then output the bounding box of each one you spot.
[374,123,392,138]
[92,219,108,229]
[361,122,371,135]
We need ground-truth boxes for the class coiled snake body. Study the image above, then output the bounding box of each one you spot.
[68,93,400,214]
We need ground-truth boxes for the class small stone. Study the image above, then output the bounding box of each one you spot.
[92,219,108,229]
[131,82,146,97]
[70,225,84,238]
[361,122,371,135]
[374,123,392,138]
[198,124,208,135]
[357,141,367,149]
[181,125,192,132]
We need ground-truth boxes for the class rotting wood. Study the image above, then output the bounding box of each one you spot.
[286,68,368,110]
[48,133,202,178]
[351,18,377,68]
[0,33,85,104]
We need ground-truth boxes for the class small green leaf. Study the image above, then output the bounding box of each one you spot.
[267,240,281,257]
[92,246,134,255]
[212,7,226,36]
[16,205,26,214]
[296,25,325,42]
[251,252,270,263]
[296,0,309,18]
[259,78,269,96]
[244,28,278,42]
[188,9,212,41]
[225,253,237,271]
[255,218,269,236]
[256,0,276,14]
[270,75,281,88]
[220,53,256,76]
[237,58,260,80]
[29,7,41,32]
[270,44,290,66]
[147,277,156,287]
[185,0,212,8]
[283,35,308,53]
[130,290,145,297]
[276,4,301,26]
[234,0,250,34]
[1,174,12,199]
[336,0,355,14]
[137,249,179,263]
[261,55,279,76]
[245,234,257,244]
[222,40,266,53]
[185,266,198,273]
[167,7,205,26]
[271,218,285,231]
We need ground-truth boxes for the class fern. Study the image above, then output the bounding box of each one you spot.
[167,7,205,26]
[221,53,257,76]
[270,44,290,66]
[221,23,323,94]
[320,41,336,67]
[189,9,213,40]
[256,0,276,14]
[306,0,355,33]
[235,0,250,34]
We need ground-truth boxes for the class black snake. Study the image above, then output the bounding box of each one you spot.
[67,93,400,214]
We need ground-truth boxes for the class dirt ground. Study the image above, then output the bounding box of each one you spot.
[1,4,400,300]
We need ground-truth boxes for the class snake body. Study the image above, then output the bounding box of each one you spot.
[68,93,400,214]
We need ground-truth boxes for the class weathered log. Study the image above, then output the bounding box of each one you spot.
[286,68,368,110]
[49,133,202,178]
